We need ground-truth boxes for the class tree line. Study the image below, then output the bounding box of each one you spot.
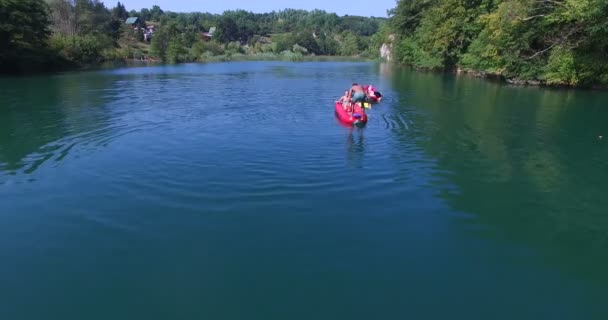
[0,0,386,73]
[147,8,385,62]
[386,0,608,87]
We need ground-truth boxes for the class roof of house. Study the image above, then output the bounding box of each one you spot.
[125,17,139,24]
[203,27,216,37]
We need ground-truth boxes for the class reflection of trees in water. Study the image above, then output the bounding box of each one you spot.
[0,74,115,175]
[390,69,608,285]
[0,77,67,173]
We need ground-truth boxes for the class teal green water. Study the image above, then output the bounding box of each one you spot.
[1,62,607,319]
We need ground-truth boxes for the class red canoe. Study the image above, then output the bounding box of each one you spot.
[335,101,368,125]
[364,85,382,103]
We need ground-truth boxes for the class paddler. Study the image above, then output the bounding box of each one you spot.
[365,84,382,102]
[338,90,350,109]
[349,83,366,107]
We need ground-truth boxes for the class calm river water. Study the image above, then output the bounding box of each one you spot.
[1,61,607,319]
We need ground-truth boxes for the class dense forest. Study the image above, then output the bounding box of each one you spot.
[4,0,608,87]
[386,0,608,87]
[0,0,385,73]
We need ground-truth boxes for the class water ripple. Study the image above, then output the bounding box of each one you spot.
[2,62,608,317]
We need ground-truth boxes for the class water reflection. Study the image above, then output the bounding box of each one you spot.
[0,74,117,175]
[388,66,608,285]
[0,61,380,178]
[1,61,607,318]
[344,125,365,169]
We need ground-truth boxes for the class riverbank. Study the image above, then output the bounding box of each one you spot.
[3,1,383,77]
[193,53,374,63]
[384,0,608,91]
[392,62,608,91]
[454,68,608,91]
[1,54,376,78]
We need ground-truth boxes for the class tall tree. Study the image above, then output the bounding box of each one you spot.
[47,0,77,36]
[0,0,52,72]
[215,16,239,43]
[150,5,163,21]
[112,1,128,20]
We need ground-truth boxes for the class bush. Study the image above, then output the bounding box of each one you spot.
[543,46,578,86]
[397,37,442,69]
[261,43,274,53]
[271,34,296,53]
[280,50,303,61]
[166,38,188,63]
[292,44,308,54]
[225,41,243,54]
[49,35,112,65]
[102,47,128,61]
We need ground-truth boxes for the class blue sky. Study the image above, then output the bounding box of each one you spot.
[117,0,396,18]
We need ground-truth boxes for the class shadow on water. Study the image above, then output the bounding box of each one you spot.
[387,66,608,287]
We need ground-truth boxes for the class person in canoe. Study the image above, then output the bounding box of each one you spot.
[349,83,367,107]
[338,90,351,109]
[364,84,382,102]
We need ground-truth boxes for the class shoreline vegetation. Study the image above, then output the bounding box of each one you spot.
[1,0,385,74]
[386,0,608,89]
[3,0,608,89]
[88,54,374,73]
[125,52,374,63]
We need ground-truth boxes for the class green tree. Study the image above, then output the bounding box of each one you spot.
[460,1,539,77]
[150,5,163,21]
[1,2,388,73]
[389,0,437,35]
[112,1,128,20]
[150,24,171,61]
[166,37,187,63]
[339,32,361,56]
[271,33,296,53]
[387,0,608,86]
[0,0,53,72]
[294,31,320,54]
[139,8,151,22]
[215,16,238,43]
[317,33,338,55]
